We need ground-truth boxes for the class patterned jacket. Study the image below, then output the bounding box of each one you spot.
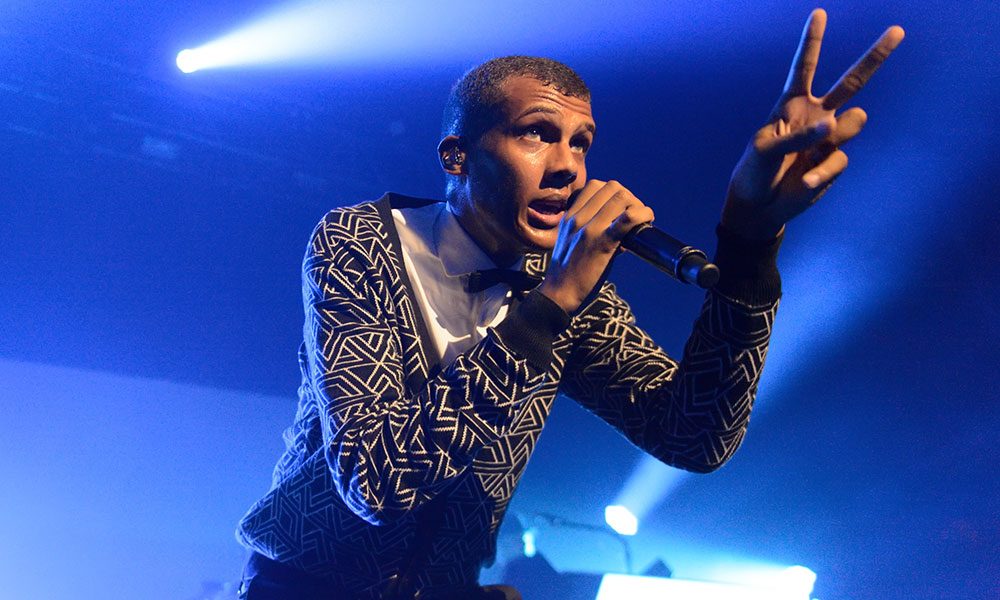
[237,193,781,597]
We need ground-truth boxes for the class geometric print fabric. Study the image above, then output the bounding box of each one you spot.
[237,193,779,597]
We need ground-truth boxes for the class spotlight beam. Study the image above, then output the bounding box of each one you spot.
[175,0,739,73]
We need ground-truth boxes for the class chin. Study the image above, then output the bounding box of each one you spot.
[516,222,558,253]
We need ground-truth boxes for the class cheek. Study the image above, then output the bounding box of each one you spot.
[517,154,547,185]
[488,161,534,214]
[477,152,520,194]
[494,142,544,185]
[470,144,547,230]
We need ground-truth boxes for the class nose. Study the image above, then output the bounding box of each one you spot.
[543,142,577,189]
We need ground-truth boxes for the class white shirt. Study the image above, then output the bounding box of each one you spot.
[391,202,523,368]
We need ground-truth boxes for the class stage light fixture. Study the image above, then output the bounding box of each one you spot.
[604,505,638,536]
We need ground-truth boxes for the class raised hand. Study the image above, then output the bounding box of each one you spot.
[722,9,905,239]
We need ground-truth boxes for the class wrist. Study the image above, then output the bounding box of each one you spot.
[721,193,785,242]
[495,290,571,373]
[537,280,580,315]
[713,222,783,304]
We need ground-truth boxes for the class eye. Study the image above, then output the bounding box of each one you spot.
[571,135,592,154]
[520,125,543,141]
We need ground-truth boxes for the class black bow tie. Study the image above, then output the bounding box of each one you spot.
[465,268,543,294]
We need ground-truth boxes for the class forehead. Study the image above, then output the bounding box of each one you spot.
[495,76,595,130]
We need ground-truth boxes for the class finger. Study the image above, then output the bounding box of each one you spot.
[784,8,827,95]
[828,107,867,146]
[572,180,625,225]
[608,204,655,242]
[565,179,605,219]
[822,25,905,111]
[802,149,848,189]
[803,109,867,162]
[587,190,649,244]
[756,117,835,158]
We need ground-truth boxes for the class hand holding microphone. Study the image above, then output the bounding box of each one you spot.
[537,179,717,315]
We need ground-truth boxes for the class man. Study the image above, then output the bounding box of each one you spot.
[236,10,903,599]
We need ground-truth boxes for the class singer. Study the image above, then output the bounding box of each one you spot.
[236,11,903,599]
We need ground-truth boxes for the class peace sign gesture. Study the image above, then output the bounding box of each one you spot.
[722,9,905,240]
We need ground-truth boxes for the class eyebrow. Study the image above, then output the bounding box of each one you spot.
[514,105,596,134]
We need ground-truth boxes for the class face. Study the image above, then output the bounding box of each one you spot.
[449,76,595,266]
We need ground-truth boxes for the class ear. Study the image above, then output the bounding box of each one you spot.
[438,135,467,176]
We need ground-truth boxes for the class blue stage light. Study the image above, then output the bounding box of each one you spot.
[175,49,200,73]
[782,566,817,596]
[595,573,814,600]
[174,0,746,73]
[175,1,363,73]
[521,528,538,558]
[604,505,638,536]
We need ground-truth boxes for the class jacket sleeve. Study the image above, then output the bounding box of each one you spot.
[558,226,782,473]
[302,217,569,526]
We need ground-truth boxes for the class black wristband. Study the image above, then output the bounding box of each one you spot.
[712,223,783,305]
[494,289,571,373]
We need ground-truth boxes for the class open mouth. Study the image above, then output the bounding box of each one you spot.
[526,198,566,229]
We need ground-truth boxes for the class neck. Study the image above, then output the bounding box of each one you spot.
[446,198,523,269]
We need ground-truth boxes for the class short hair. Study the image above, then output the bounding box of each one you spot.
[441,56,591,143]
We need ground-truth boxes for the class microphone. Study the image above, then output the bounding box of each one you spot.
[621,224,720,289]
